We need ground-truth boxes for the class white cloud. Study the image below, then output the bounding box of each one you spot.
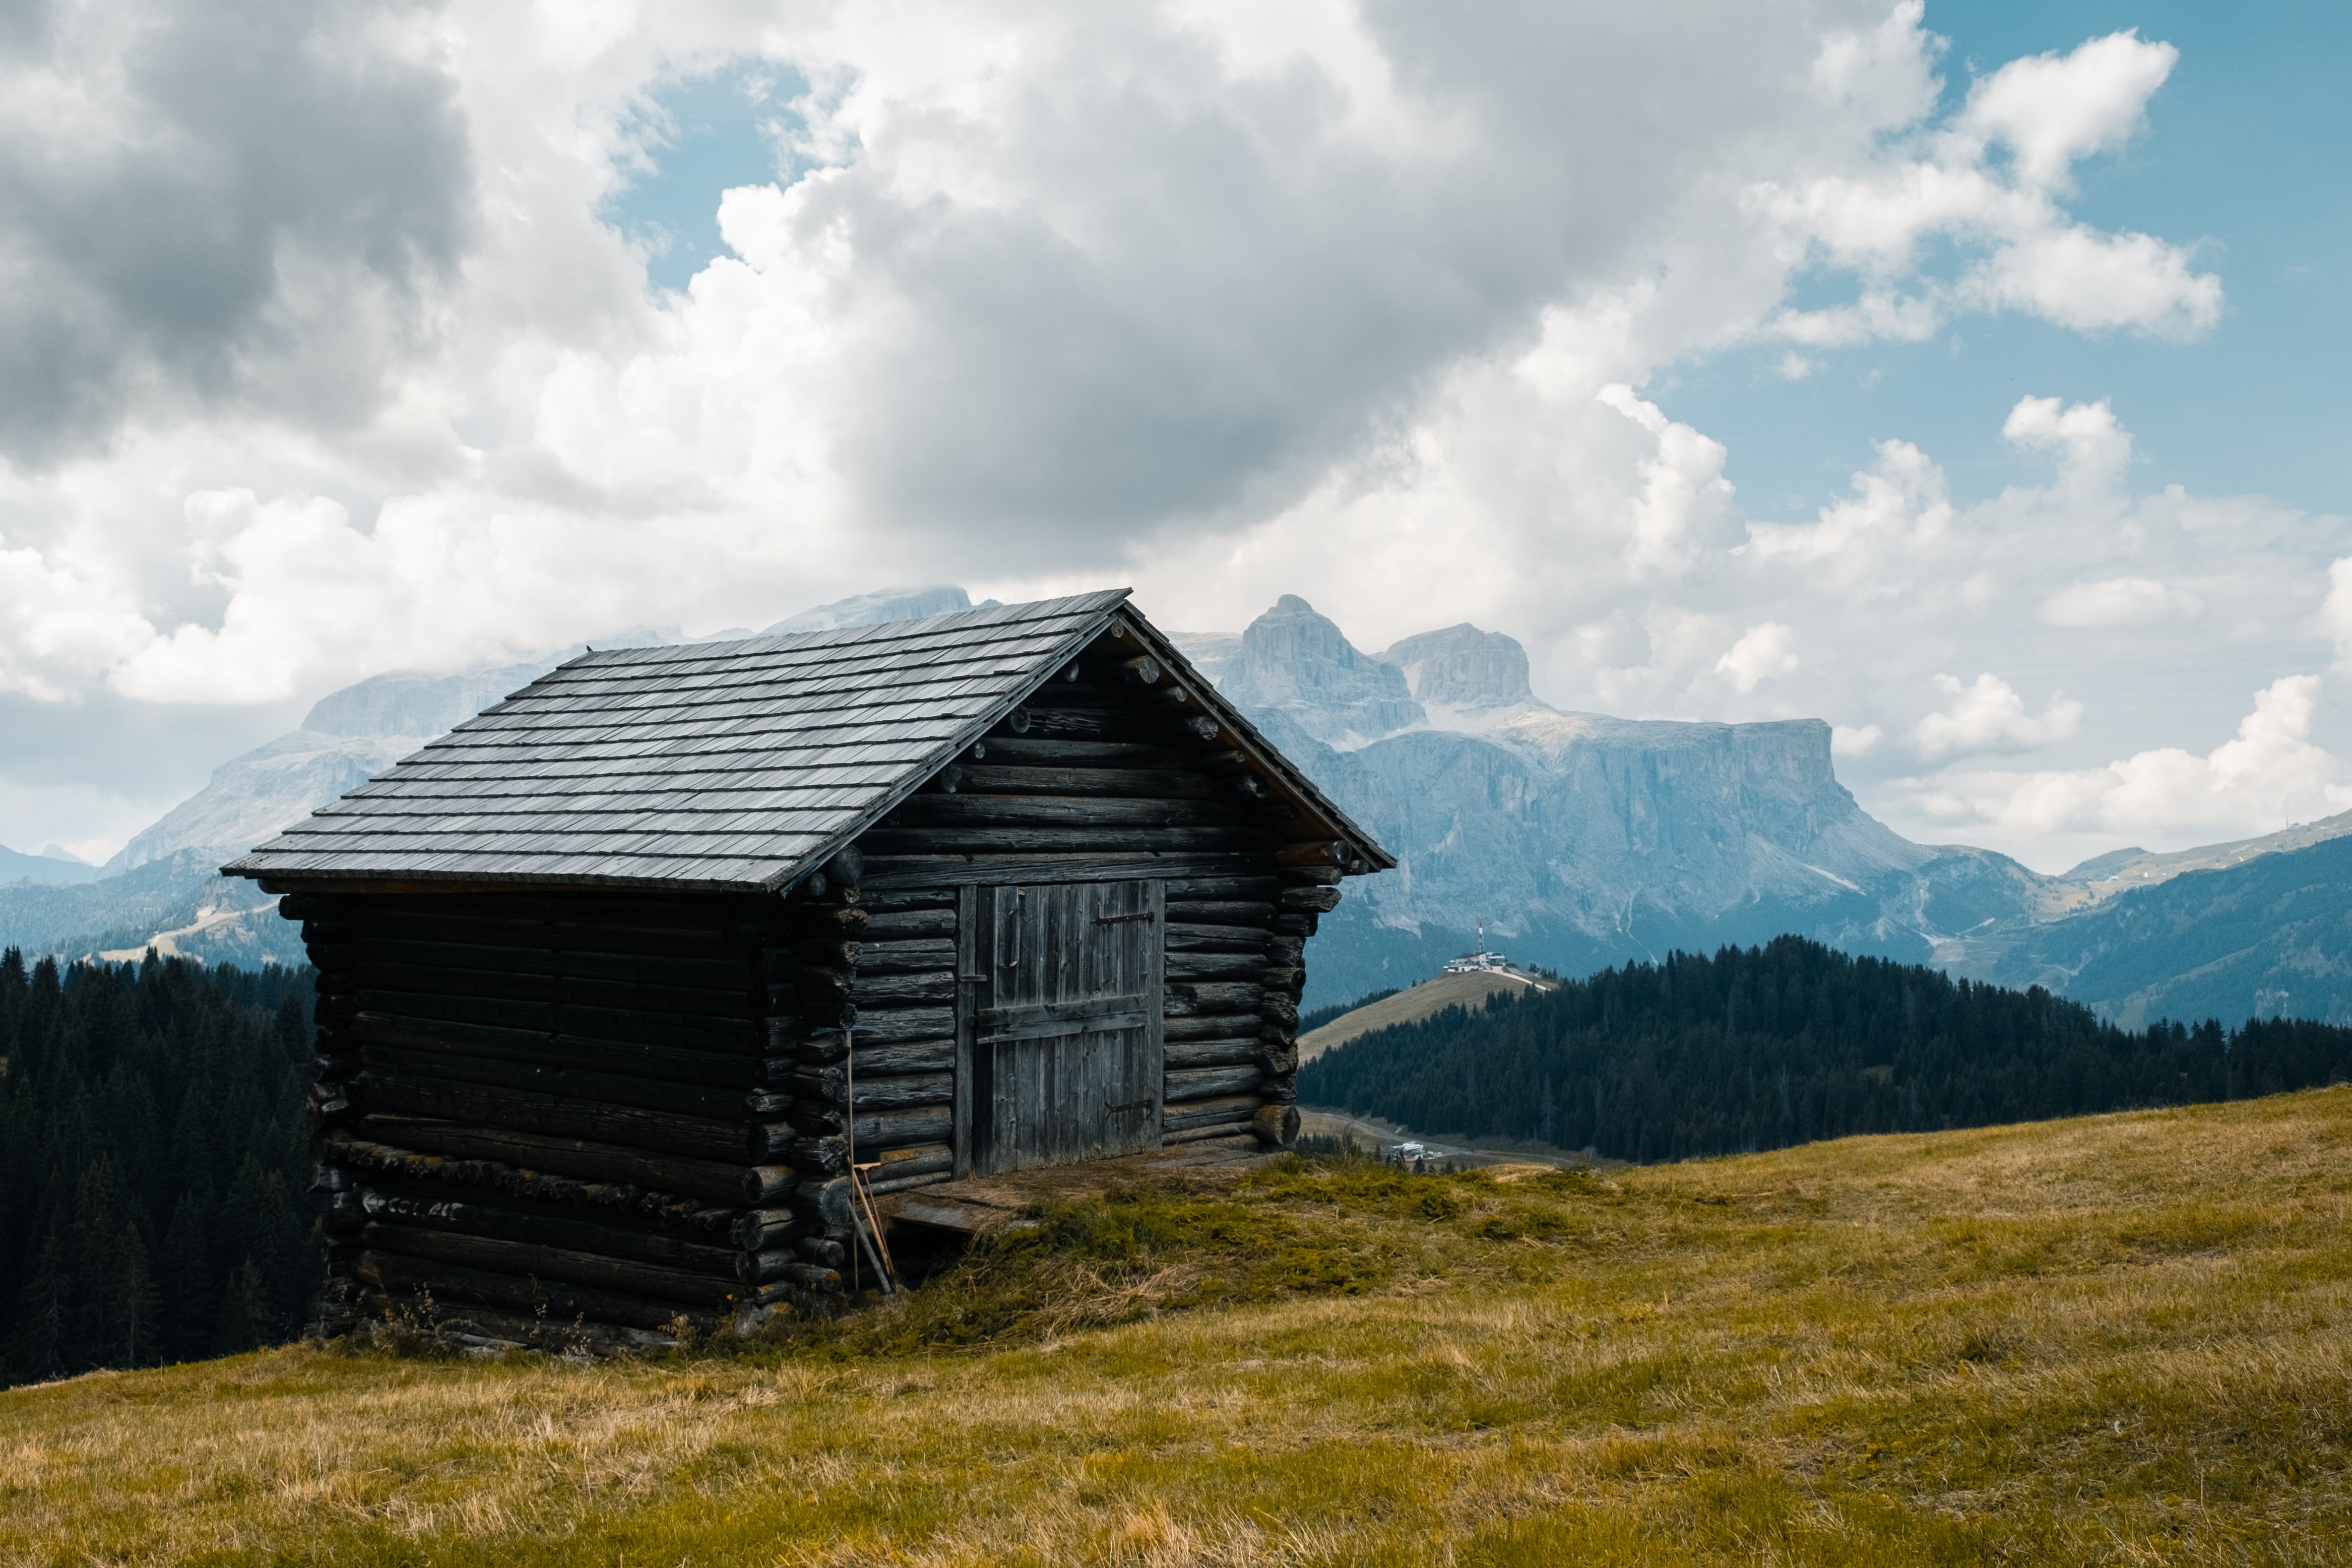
[0,528,154,701]
[1754,23,2218,347]
[2039,576,2203,628]
[0,0,2314,871]
[1902,677,2352,844]
[1716,623,1800,693]
[2322,557,2352,671]
[1911,673,2084,762]
[1955,30,2176,192]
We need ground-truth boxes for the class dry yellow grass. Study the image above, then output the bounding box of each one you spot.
[6,1088,2352,1565]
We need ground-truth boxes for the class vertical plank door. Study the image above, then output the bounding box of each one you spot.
[966,880,1164,1175]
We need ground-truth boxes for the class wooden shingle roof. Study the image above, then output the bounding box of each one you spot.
[223,589,1392,894]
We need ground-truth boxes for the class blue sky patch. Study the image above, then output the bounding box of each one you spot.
[605,61,816,292]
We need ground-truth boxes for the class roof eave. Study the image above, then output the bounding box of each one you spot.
[1107,610,1396,875]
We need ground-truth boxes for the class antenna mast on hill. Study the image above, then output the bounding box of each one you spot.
[1444,917,1509,976]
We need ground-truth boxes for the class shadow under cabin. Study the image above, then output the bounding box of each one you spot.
[222,589,1392,1348]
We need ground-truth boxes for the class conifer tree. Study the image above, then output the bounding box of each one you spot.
[1302,937,2352,1162]
[106,1221,161,1369]
[154,1194,214,1366]
[6,1225,67,1383]
[214,1258,267,1356]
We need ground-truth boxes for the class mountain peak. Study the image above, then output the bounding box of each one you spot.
[1384,624,1538,713]
[763,585,985,634]
[1221,596,1424,750]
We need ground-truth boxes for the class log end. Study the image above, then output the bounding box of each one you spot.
[1250,1103,1301,1150]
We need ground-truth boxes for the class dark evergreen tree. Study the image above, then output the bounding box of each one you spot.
[0,950,315,1386]
[154,1193,214,1366]
[6,1224,67,1383]
[105,1221,161,1369]
[214,1259,267,1356]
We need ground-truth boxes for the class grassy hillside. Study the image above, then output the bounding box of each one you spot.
[7,1089,2352,1565]
[1297,968,1549,1062]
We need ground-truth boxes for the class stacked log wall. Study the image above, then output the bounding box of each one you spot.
[849,618,1335,1169]
[297,885,864,1338]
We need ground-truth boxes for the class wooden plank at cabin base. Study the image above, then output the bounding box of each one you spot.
[316,1129,750,1230]
[354,1191,742,1275]
[347,1289,683,1353]
[887,1197,998,1235]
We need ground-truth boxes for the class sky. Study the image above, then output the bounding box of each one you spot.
[0,0,2347,874]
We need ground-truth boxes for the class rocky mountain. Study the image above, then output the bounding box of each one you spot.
[763,585,987,633]
[1176,596,2352,1020]
[1168,598,2075,1006]
[1976,830,2352,1028]
[107,663,554,875]
[0,664,557,967]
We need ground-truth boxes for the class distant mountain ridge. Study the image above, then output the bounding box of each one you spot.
[1170,597,2352,1018]
[0,843,103,886]
[15,582,2352,1035]
[1976,831,2352,1028]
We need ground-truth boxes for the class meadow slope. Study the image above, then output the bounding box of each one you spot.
[5,1089,2351,1566]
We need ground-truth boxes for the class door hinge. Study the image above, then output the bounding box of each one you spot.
[1095,911,1157,925]
[1106,1099,1154,1114]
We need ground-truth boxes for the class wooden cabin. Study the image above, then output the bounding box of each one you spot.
[225,590,1392,1346]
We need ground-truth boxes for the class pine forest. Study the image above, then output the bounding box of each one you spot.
[1300,936,2352,1161]
[0,951,318,1387]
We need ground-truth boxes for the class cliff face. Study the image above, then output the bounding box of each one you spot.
[1180,599,2048,1006]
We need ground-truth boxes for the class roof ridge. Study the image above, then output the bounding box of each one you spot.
[572,588,1132,668]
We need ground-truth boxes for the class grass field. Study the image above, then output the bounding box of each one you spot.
[6,1088,2352,1566]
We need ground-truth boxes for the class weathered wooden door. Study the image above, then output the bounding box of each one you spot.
[957,880,1165,1176]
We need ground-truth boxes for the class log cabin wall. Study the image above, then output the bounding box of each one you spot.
[838,620,1338,1189]
[299,882,874,1341]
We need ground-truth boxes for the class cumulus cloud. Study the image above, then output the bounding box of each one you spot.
[1716,623,1800,694]
[2321,558,2352,671]
[1955,29,2176,191]
[1832,723,1883,756]
[1911,674,2084,762]
[0,0,474,460]
[0,0,2318,869]
[1902,677,2352,845]
[2039,576,2203,628]
[1755,15,2218,346]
